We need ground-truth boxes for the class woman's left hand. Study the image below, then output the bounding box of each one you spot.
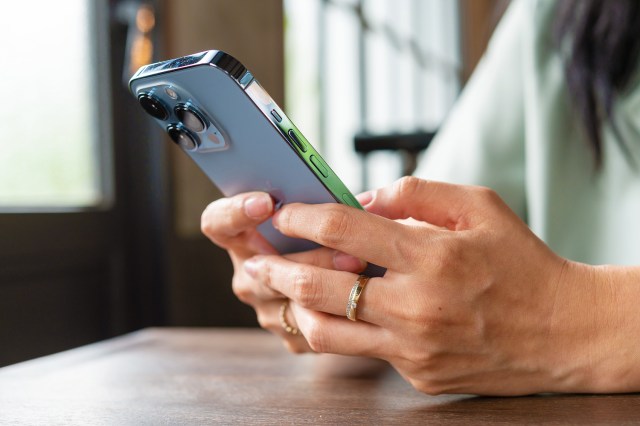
[243,177,599,396]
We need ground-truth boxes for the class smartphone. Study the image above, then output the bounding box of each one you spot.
[129,50,366,255]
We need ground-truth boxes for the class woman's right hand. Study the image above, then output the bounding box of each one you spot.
[200,192,365,353]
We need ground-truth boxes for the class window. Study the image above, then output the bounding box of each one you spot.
[285,0,461,192]
[0,0,166,367]
[0,0,109,208]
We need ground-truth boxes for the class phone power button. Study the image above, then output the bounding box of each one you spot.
[287,129,307,152]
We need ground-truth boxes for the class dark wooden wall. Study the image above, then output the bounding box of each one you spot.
[161,0,285,327]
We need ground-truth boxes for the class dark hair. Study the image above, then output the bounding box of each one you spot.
[554,0,640,168]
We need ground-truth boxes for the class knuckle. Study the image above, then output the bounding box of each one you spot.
[231,275,253,304]
[315,208,352,246]
[256,311,276,331]
[439,236,483,288]
[412,348,440,370]
[472,185,500,204]
[390,230,427,272]
[430,236,464,281]
[393,176,424,201]
[305,321,330,353]
[291,268,323,308]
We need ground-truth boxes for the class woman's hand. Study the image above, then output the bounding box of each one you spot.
[242,177,615,396]
[200,192,365,353]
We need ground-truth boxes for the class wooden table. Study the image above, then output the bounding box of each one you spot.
[1,328,639,425]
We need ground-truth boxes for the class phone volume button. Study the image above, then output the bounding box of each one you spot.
[310,155,328,178]
[287,129,307,152]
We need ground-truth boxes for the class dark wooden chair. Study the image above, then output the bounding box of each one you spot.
[354,130,436,189]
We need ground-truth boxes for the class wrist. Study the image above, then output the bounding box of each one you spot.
[546,262,640,393]
[542,260,602,393]
[585,264,640,393]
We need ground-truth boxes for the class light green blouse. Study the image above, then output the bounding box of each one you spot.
[415,0,640,266]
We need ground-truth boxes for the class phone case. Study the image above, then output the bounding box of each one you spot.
[129,50,362,254]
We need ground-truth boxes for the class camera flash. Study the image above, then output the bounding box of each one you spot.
[165,87,178,99]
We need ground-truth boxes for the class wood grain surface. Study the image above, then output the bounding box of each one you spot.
[1,328,639,425]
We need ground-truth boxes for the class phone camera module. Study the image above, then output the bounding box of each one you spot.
[175,104,207,133]
[167,124,200,151]
[138,93,169,120]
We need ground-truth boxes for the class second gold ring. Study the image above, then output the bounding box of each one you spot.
[279,299,299,335]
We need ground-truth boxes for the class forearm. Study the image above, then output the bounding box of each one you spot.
[553,262,640,393]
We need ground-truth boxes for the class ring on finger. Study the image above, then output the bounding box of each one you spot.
[346,274,370,321]
[279,299,299,335]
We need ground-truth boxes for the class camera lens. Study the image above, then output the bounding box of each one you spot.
[175,104,207,133]
[138,93,169,120]
[167,124,199,151]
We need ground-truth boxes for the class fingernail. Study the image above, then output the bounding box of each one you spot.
[333,251,367,272]
[272,209,282,230]
[356,191,374,207]
[244,257,261,278]
[244,194,272,219]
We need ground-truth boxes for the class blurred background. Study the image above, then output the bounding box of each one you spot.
[0,0,509,366]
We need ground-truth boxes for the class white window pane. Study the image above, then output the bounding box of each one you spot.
[285,0,461,192]
[0,0,101,208]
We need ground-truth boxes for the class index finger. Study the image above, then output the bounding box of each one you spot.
[246,254,392,327]
[273,203,424,271]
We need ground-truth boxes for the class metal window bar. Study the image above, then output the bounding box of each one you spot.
[318,0,461,191]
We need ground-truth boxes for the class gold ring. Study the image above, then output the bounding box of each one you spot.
[346,275,371,321]
[279,299,298,335]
